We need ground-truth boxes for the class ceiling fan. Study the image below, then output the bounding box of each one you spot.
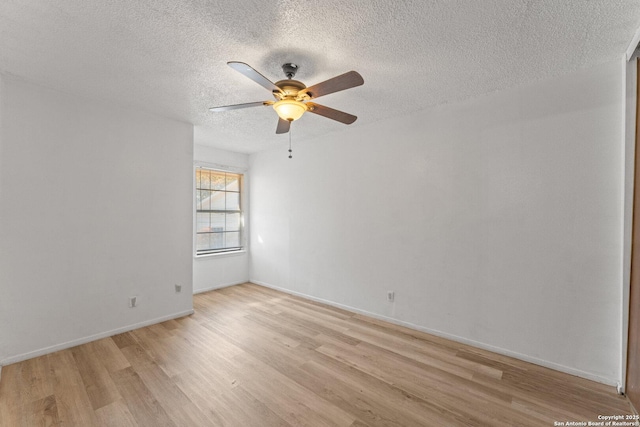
[209,62,364,134]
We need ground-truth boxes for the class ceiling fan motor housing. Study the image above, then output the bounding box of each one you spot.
[273,79,308,99]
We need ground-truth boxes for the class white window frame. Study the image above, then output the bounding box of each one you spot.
[194,165,246,257]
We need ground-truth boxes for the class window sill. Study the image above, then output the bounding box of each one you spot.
[194,250,247,259]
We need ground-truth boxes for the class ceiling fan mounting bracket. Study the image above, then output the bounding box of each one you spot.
[282,63,299,79]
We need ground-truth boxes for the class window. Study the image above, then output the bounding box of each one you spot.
[195,168,243,255]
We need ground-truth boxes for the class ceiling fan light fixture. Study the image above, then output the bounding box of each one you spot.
[273,99,307,121]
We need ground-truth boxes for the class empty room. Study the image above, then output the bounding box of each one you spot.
[2,1,640,426]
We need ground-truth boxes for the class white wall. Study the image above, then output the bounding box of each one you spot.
[0,75,194,364]
[192,144,249,293]
[250,59,625,385]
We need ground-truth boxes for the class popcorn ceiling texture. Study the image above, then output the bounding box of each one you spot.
[0,0,639,153]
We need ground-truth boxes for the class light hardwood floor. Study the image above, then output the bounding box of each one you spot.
[0,282,634,426]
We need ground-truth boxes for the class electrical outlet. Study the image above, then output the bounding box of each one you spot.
[387,291,395,302]
[175,284,182,293]
[129,296,137,308]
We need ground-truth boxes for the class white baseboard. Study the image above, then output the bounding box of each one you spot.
[193,280,248,294]
[0,309,194,366]
[250,279,615,386]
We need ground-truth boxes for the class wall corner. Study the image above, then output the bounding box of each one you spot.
[622,55,638,391]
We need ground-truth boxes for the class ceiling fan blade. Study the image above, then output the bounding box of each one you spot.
[276,118,291,134]
[306,102,357,124]
[301,71,364,99]
[209,101,271,112]
[228,62,283,94]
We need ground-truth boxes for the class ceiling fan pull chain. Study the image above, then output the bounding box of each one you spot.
[288,124,293,159]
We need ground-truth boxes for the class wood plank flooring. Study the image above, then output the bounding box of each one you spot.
[0,282,634,426]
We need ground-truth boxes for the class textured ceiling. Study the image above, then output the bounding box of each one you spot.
[1,1,639,153]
